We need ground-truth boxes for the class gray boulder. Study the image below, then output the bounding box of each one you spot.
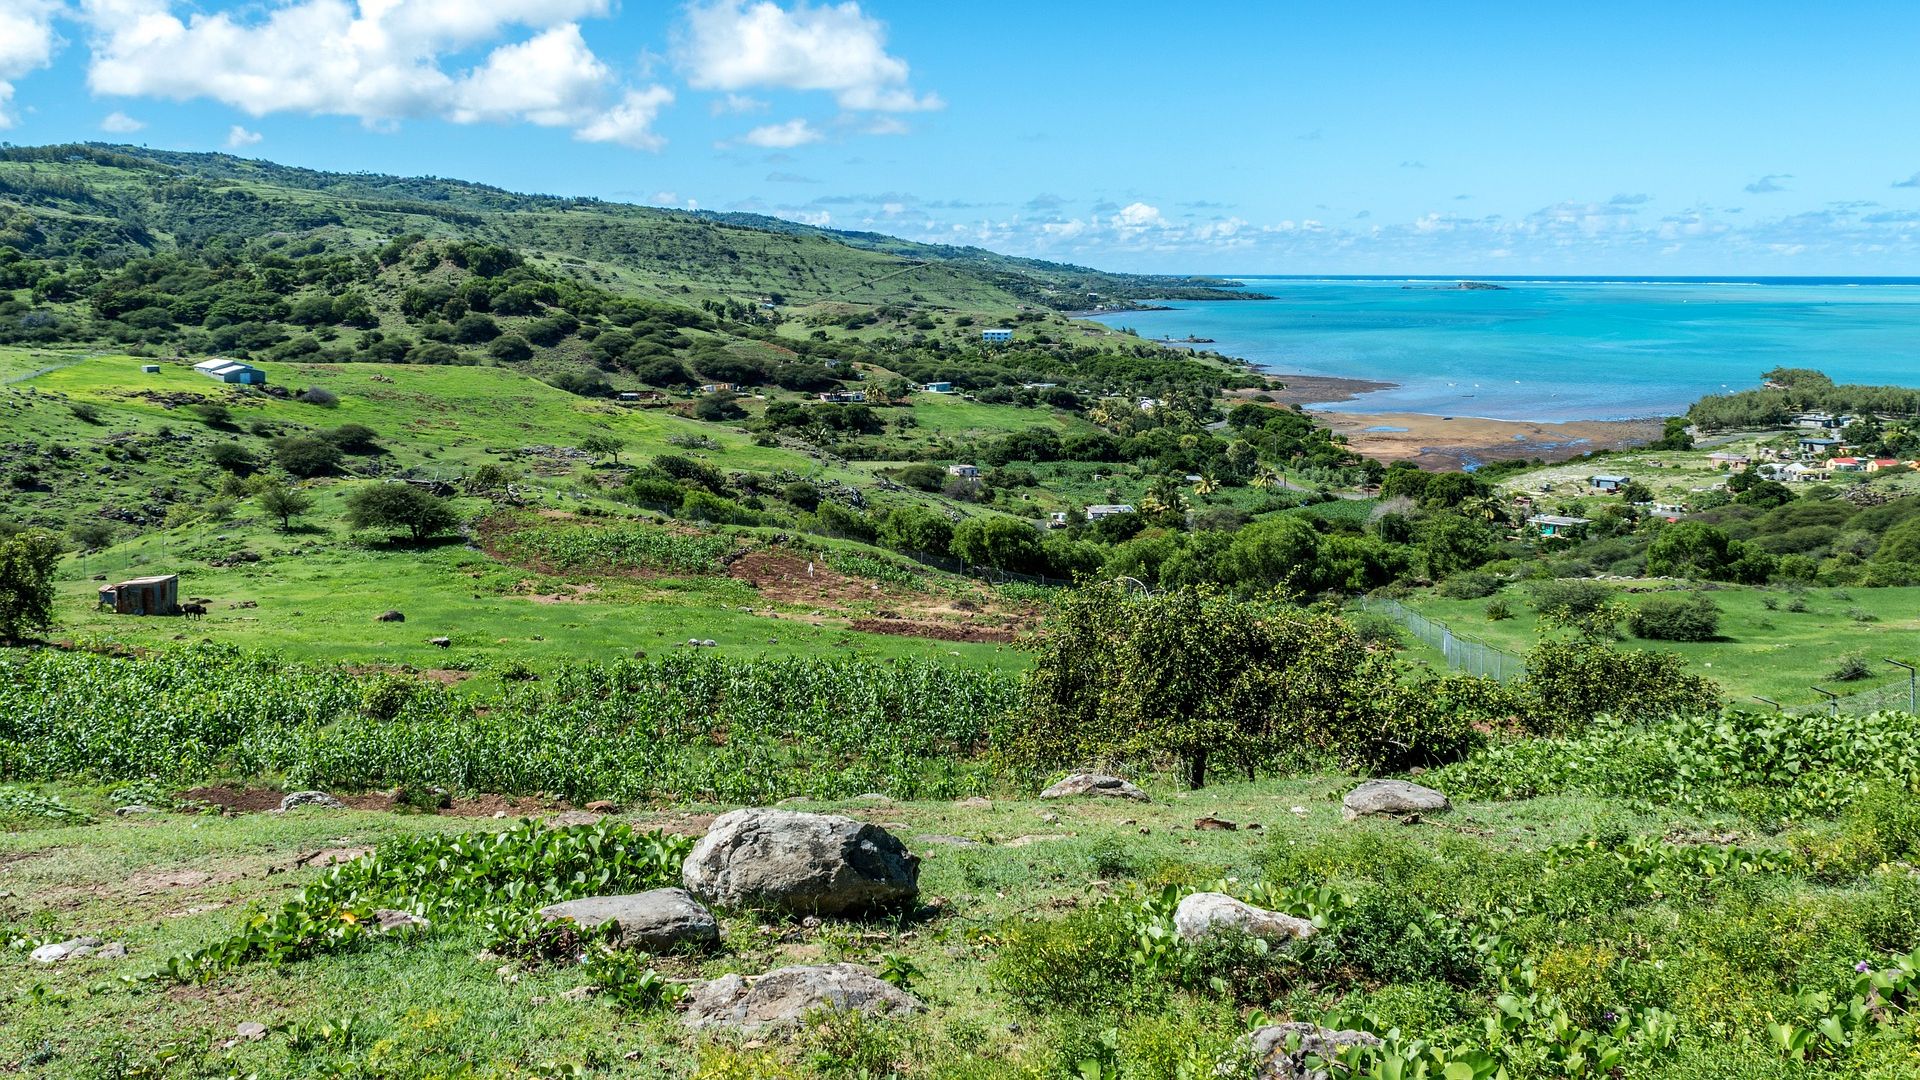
[681,963,921,1032]
[31,937,104,964]
[1249,1023,1383,1079]
[278,790,344,812]
[1341,779,1450,821]
[537,888,719,952]
[1038,773,1149,802]
[682,808,919,916]
[371,909,431,934]
[1173,892,1315,945]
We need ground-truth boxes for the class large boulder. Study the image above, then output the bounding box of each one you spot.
[1174,892,1315,945]
[1341,779,1450,821]
[278,790,344,812]
[1249,1023,1383,1079]
[1038,773,1149,802]
[682,808,919,916]
[681,963,921,1032]
[537,889,719,952]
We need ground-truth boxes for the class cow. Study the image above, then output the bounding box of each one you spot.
[180,602,208,620]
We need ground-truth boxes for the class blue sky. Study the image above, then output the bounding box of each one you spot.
[3,1,1918,275]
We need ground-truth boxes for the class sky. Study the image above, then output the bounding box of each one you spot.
[2,0,1919,276]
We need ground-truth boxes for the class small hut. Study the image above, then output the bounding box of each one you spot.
[99,574,180,616]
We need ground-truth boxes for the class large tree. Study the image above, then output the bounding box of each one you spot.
[0,530,62,644]
[344,484,458,545]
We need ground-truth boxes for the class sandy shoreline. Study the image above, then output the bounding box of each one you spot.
[1311,411,1666,471]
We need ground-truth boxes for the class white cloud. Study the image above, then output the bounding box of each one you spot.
[737,117,822,148]
[76,0,670,149]
[711,92,767,115]
[1744,173,1792,194]
[100,110,144,133]
[575,85,675,150]
[225,124,261,148]
[676,1,940,113]
[862,115,909,136]
[0,0,61,128]
[1115,202,1165,229]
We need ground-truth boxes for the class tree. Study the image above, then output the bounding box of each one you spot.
[0,529,61,644]
[1646,520,1775,583]
[1010,586,1440,789]
[877,505,954,556]
[256,480,314,532]
[272,435,344,478]
[1627,592,1722,642]
[487,334,533,362]
[580,432,626,464]
[949,515,1043,573]
[1519,636,1720,733]
[344,484,458,545]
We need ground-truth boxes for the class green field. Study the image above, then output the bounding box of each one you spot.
[1407,582,1920,708]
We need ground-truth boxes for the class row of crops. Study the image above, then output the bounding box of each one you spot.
[490,520,736,574]
[0,646,1021,802]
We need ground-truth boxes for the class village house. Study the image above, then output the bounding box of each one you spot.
[1589,474,1632,493]
[98,574,179,616]
[1086,504,1136,521]
[1527,514,1591,539]
[819,390,867,404]
[192,358,264,385]
[1799,436,1844,457]
[1866,458,1908,473]
[1779,461,1827,482]
[981,328,1013,344]
[1829,457,1866,472]
[1047,511,1069,528]
[946,464,980,480]
[1707,452,1751,472]
[698,382,737,394]
[923,381,954,394]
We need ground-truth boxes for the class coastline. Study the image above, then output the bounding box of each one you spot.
[1311,410,1666,472]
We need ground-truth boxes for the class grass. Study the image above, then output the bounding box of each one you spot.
[1406,582,1920,707]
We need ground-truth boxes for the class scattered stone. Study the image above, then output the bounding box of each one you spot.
[682,808,920,916]
[96,943,128,959]
[848,793,890,803]
[583,800,617,813]
[681,963,921,1032]
[537,889,719,952]
[278,791,343,812]
[546,810,603,828]
[31,937,103,964]
[1249,1022,1383,1079]
[1003,834,1070,848]
[235,1022,269,1041]
[1038,773,1149,802]
[1194,816,1239,831]
[372,909,431,934]
[1173,893,1315,945]
[1038,811,1061,825]
[955,796,992,809]
[114,804,161,816]
[558,985,597,1003]
[915,835,981,848]
[375,610,406,623]
[1342,780,1451,821]
[492,810,509,820]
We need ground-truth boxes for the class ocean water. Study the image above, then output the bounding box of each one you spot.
[1088,277,1920,422]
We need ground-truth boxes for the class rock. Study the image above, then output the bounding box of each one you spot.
[278,790,343,812]
[1003,834,1070,848]
[1038,773,1149,802]
[114,804,161,816]
[235,1021,269,1041]
[1037,811,1061,825]
[96,943,128,959]
[31,937,103,964]
[1249,1022,1383,1079]
[429,636,451,648]
[537,889,719,952]
[1194,816,1238,831]
[682,808,919,916]
[681,963,921,1032]
[372,909,431,934]
[1341,779,1451,821]
[375,610,406,622]
[583,800,617,813]
[955,796,992,809]
[558,985,597,1002]
[915,835,981,848]
[848,793,890,803]
[546,810,603,828]
[1173,893,1315,945]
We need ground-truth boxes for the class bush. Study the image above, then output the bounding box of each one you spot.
[271,435,343,478]
[208,441,256,474]
[486,334,533,362]
[1828,655,1872,682]
[1626,592,1722,642]
[298,387,339,407]
[343,483,459,544]
[0,529,61,643]
[324,423,380,453]
[1438,571,1501,600]
[1519,636,1720,733]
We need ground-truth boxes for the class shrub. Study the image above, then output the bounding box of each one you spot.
[68,402,102,424]
[298,387,339,407]
[1486,597,1514,621]
[272,435,343,478]
[208,441,256,474]
[344,483,459,544]
[1438,571,1502,600]
[1519,636,1720,733]
[1627,592,1722,642]
[324,423,380,453]
[0,529,61,643]
[1828,655,1872,682]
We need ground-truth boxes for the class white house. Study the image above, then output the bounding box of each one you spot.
[947,464,980,480]
[1086,504,1136,521]
[193,358,264,385]
[981,328,1013,345]
[923,381,954,394]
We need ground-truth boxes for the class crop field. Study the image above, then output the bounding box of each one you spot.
[11,701,1920,1077]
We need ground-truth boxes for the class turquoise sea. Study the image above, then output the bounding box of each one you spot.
[1089,277,1920,422]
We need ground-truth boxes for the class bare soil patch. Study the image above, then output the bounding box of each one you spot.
[848,617,1017,644]
[182,786,284,813]
[728,551,880,605]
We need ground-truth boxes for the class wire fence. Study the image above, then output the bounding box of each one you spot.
[1781,678,1918,717]
[1356,598,1528,682]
